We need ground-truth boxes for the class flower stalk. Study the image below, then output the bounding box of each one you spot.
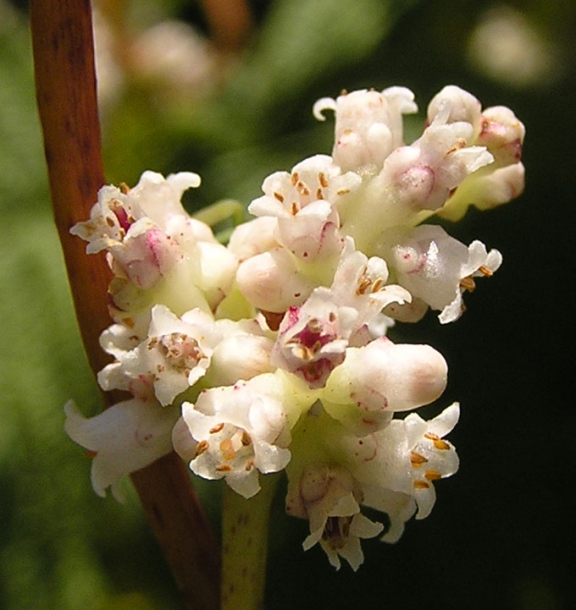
[30,1,220,608]
[221,474,280,610]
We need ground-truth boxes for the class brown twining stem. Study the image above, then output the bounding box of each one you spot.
[30,1,220,608]
[200,0,254,52]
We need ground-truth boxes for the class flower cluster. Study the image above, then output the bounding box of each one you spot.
[65,85,524,568]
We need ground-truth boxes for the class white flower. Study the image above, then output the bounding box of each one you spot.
[427,86,483,134]
[64,398,178,501]
[249,155,360,220]
[439,162,525,221]
[321,338,448,435]
[205,319,275,386]
[476,106,525,168]
[426,87,525,221]
[381,224,502,323]
[286,464,383,571]
[378,110,493,212]
[227,217,279,262]
[330,402,460,529]
[181,376,292,498]
[313,87,417,173]
[120,304,222,406]
[271,289,354,389]
[236,247,316,315]
[427,88,525,169]
[438,239,503,324]
[404,402,460,518]
[70,172,205,289]
[247,155,359,262]
[330,237,410,336]
[71,171,200,254]
[125,170,201,226]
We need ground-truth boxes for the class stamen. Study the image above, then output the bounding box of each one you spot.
[220,438,236,461]
[459,276,476,292]
[274,191,284,202]
[424,432,450,451]
[425,469,442,481]
[356,276,372,295]
[296,181,311,196]
[478,265,493,277]
[194,440,209,457]
[209,422,225,434]
[410,451,428,467]
[413,480,430,489]
[318,172,329,188]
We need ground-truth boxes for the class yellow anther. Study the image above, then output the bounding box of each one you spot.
[413,480,430,489]
[410,451,428,467]
[194,440,209,457]
[459,276,476,292]
[478,265,493,277]
[273,191,284,202]
[220,438,236,461]
[425,469,442,481]
[296,181,311,196]
[209,422,225,434]
[424,432,450,450]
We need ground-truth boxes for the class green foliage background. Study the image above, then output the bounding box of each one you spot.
[1,0,574,608]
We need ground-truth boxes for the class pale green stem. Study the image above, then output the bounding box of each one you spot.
[221,474,280,610]
[193,198,246,243]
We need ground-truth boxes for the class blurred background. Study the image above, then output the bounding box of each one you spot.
[1,0,574,608]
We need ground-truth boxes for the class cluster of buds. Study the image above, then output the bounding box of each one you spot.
[65,85,524,569]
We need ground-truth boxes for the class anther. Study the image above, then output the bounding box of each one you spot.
[410,451,428,467]
[459,276,476,292]
[413,480,430,489]
[425,469,442,481]
[424,432,450,450]
[194,440,209,457]
[220,438,235,461]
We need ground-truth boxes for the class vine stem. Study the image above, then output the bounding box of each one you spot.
[221,474,280,610]
[29,1,220,608]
